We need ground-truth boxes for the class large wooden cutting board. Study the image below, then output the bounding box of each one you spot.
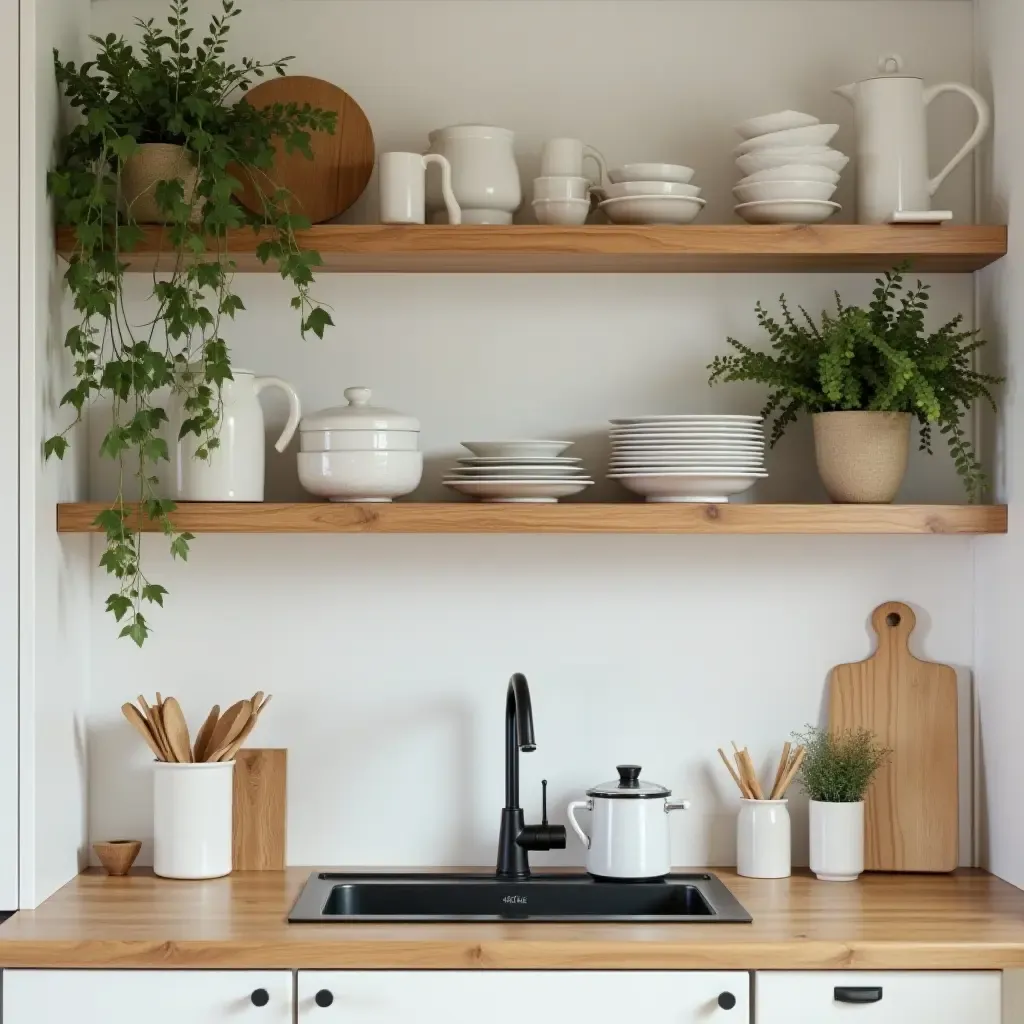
[829,601,958,872]
[232,748,286,870]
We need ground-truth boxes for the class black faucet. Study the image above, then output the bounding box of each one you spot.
[496,673,566,878]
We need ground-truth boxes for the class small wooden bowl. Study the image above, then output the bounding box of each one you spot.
[93,839,142,876]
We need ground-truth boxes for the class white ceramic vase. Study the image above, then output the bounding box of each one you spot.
[425,124,521,224]
[172,369,301,501]
[737,799,791,879]
[153,761,234,879]
[809,800,865,882]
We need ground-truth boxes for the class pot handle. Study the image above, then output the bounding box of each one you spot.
[665,798,691,813]
[924,82,991,197]
[566,799,592,849]
[254,376,302,453]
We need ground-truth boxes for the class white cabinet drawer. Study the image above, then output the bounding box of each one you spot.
[298,971,750,1024]
[756,971,1000,1024]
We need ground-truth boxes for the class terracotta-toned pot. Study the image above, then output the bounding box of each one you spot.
[812,411,911,503]
[93,839,142,876]
[120,143,200,224]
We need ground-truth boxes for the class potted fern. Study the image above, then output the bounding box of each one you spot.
[46,0,336,645]
[708,267,1002,503]
[795,726,889,882]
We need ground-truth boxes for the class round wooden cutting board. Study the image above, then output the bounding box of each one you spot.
[235,75,374,224]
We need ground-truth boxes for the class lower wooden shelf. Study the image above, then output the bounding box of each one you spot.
[56,502,1008,535]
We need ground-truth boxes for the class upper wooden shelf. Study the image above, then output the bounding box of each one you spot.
[56,502,1007,535]
[55,224,1007,274]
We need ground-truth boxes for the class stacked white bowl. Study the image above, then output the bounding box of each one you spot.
[594,163,706,225]
[607,415,768,502]
[444,440,594,502]
[732,111,847,224]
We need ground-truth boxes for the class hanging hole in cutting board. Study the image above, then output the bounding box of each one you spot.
[886,612,902,627]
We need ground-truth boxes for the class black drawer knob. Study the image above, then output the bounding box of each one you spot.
[315,989,335,1008]
[250,989,270,1007]
[718,992,737,1010]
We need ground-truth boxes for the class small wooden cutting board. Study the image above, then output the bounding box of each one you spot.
[829,601,958,872]
[232,748,286,870]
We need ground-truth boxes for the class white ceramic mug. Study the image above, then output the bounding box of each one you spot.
[809,800,865,882]
[540,137,607,184]
[153,761,234,879]
[379,151,461,225]
[533,175,590,201]
[736,799,791,879]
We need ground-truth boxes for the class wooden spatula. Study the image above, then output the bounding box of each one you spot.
[161,696,192,763]
[193,705,220,763]
[121,702,165,760]
[204,700,251,762]
[138,695,171,761]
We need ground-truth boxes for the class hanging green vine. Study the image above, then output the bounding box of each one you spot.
[46,0,336,645]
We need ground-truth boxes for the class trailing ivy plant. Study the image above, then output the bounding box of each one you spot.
[46,0,336,645]
[707,266,1002,501]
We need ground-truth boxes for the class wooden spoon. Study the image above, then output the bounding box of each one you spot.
[161,696,192,763]
[203,700,251,762]
[121,703,165,761]
[219,692,273,761]
[138,695,171,761]
[193,705,220,763]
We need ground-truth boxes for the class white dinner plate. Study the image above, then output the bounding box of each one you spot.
[449,465,589,478]
[610,414,762,425]
[612,442,765,452]
[611,430,764,440]
[457,456,583,466]
[610,458,765,468]
[461,441,573,459]
[444,478,593,502]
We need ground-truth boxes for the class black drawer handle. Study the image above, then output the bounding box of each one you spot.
[835,987,883,1004]
[250,989,270,1007]
[315,989,334,1008]
[717,991,737,1010]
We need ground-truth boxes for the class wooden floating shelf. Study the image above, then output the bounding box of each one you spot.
[57,502,1008,535]
[55,224,1007,274]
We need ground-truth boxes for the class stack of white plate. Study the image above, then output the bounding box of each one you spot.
[608,415,768,502]
[444,440,594,503]
[594,163,705,225]
[732,110,847,224]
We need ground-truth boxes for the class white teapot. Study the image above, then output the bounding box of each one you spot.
[834,55,990,224]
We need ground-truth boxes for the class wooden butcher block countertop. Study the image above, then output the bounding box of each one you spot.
[0,868,1023,970]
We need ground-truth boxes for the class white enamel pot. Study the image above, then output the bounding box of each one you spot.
[566,765,690,880]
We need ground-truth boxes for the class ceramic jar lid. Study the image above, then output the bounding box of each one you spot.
[587,765,672,799]
[301,387,420,433]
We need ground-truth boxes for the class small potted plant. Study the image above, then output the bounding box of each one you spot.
[708,266,1002,503]
[794,726,889,882]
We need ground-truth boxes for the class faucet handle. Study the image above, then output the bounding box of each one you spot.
[541,779,548,824]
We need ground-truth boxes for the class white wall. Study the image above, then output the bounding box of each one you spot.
[19,0,93,907]
[973,0,1024,889]
[85,0,982,868]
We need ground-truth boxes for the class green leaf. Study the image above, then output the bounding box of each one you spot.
[141,583,168,606]
[105,593,133,622]
[43,435,69,460]
[110,135,139,161]
[170,534,191,561]
[119,613,149,647]
[302,305,333,339]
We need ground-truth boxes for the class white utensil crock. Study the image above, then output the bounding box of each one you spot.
[834,54,990,224]
[540,137,607,184]
[425,124,521,224]
[153,761,234,879]
[809,800,865,882]
[172,369,301,501]
[567,765,689,880]
[737,799,791,879]
[379,152,461,225]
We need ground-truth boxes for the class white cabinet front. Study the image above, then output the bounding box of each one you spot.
[298,971,750,1023]
[3,969,293,1023]
[756,971,1001,1024]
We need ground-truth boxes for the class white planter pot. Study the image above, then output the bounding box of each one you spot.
[809,800,865,882]
[736,799,791,879]
[153,762,234,879]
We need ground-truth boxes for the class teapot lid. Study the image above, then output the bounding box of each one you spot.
[301,387,420,432]
[863,53,920,81]
[587,765,671,799]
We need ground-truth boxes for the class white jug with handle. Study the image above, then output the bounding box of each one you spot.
[834,54,990,224]
[173,369,301,501]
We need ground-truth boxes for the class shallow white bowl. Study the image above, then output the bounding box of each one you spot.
[609,471,767,502]
[736,148,849,177]
[735,124,839,155]
[450,465,588,478]
[738,164,841,186]
[608,163,695,185]
[597,181,702,200]
[444,478,593,502]
[734,110,820,141]
[462,440,573,459]
[297,450,423,502]
[733,180,837,204]
[735,199,841,225]
[599,195,705,225]
[532,198,590,226]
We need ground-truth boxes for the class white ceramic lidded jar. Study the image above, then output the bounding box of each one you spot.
[298,387,423,502]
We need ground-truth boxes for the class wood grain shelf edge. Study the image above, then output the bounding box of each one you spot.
[56,502,1008,535]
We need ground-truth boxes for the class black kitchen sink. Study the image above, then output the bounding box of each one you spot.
[288,872,751,923]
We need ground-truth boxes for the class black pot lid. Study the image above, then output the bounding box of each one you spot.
[587,764,671,798]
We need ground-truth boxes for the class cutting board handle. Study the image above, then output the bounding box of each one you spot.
[870,601,916,650]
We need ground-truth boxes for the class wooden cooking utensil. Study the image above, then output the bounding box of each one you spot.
[232,749,286,870]
[137,695,170,760]
[160,697,192,763]
[121,703,164,760]
[774,745,805,800]
[234,75,374,224]
[770,741,792,800]
[829,601,958,872]
[204,700,252,762]
[193,705,220,763]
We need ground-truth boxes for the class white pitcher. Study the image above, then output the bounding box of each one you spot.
[834,55,990,224]
[172,369,301,501]
[425,124,521,224]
